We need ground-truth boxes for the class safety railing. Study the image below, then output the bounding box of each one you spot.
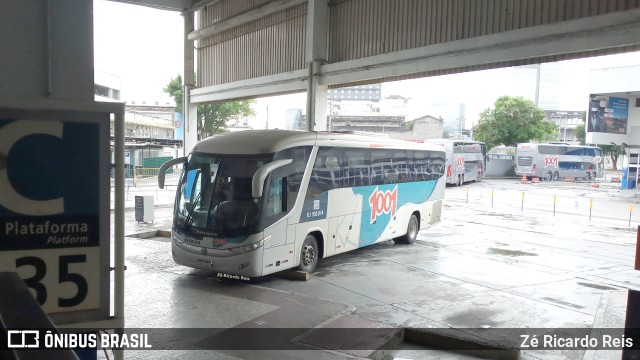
[448,184,640,229]
[134,168,180,188]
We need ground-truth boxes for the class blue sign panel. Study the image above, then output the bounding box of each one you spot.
[0,112,108,315]
[300,192,328,223]
[0,120,100,250]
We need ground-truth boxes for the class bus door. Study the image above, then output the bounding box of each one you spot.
[453,143,465,181]
[262,146,312,273]
[261,174,295,273]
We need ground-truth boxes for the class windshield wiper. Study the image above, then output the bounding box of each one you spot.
[184,192,202,229]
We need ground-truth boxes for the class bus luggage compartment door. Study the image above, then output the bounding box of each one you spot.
[330,214,361,255]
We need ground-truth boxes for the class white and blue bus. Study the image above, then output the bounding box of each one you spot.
[159,130,445,278]
[424,139,486,186]
[515,142,605,181]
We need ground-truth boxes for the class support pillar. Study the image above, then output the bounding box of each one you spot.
[306,61,328,131]
[305,0,328,131]
[183,10,198,154]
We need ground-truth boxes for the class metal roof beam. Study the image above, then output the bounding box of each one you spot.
[188,0,306,41]
[106,0,192,12]
[190,69,308,103]
[319,8,640,86]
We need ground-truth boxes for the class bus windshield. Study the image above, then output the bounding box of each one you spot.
[174,152,273,236]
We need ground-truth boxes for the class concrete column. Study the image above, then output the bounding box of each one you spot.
[0,0,93,100]
[306,61,328,131]
[305,0,328,131]
[185,102,198,155]
[183,10,198,155]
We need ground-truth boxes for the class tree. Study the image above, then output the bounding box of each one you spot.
[600,144,621,171]
[164,74,183,113]
[574,124,586,145]
[472,96,557,150]
[163,75,255,139]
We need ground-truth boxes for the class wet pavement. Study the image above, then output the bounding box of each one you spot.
[106,178,640,359]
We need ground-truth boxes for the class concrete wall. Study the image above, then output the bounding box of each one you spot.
[0,0,94,101]
[485,156,515,177]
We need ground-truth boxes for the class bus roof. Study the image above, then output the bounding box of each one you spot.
[192,130,444,155]
[425,139,485,144]
[517,142,602,149]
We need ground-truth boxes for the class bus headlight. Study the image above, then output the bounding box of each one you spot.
[229,235,271,254]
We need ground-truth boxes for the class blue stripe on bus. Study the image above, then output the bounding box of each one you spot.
[353,181,437,247]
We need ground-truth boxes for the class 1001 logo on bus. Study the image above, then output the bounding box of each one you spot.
[368,186,397,223]
[544,156,559,167]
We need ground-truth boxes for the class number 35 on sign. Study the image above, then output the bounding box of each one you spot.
[0,247,100,313]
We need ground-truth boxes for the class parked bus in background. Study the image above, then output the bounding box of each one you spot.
[424,139,486,186]
[515,142,604,181]
[158,130,446,278]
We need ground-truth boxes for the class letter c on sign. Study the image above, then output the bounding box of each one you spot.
[0,120,64,215]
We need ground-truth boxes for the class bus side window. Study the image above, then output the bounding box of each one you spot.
[433,151,445,179]
[406,151,415,182]
[265,177,286,217]
[371,149,389,185]
[394,150,409,183]
[325,155,342,188]
[346,149,369,187]
[275,146,312,207]
[414,151,428,181]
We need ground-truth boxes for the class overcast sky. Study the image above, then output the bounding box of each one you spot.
[93,0,640,129]
[93,0,183,103]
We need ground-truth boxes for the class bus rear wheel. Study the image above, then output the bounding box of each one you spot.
[552,171,560,181]
[394,214,419,245]
[545,171,553,181]
[298,234,318,273]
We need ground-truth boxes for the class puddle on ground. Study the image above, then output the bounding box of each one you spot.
[445,309,499,328]
[483,213,519,221]
[577,282,619,291]
[541,297,584,309]
[487,248,537,257]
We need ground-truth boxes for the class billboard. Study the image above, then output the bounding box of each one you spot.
[588,94,629,134]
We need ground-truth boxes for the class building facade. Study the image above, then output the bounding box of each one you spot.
[544,110,585,143]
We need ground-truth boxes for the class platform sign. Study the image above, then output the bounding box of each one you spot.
[0,107,110,319]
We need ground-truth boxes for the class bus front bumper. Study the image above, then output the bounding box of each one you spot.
[171,241,265,278]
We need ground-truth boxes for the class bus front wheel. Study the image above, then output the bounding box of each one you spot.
[552,171,560,181]
[394,214,419,245]
[545,171,553,181]
[298,234,318,273]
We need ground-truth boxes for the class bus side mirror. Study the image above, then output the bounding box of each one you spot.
[252,159,293,198]
[158,156,187,189]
